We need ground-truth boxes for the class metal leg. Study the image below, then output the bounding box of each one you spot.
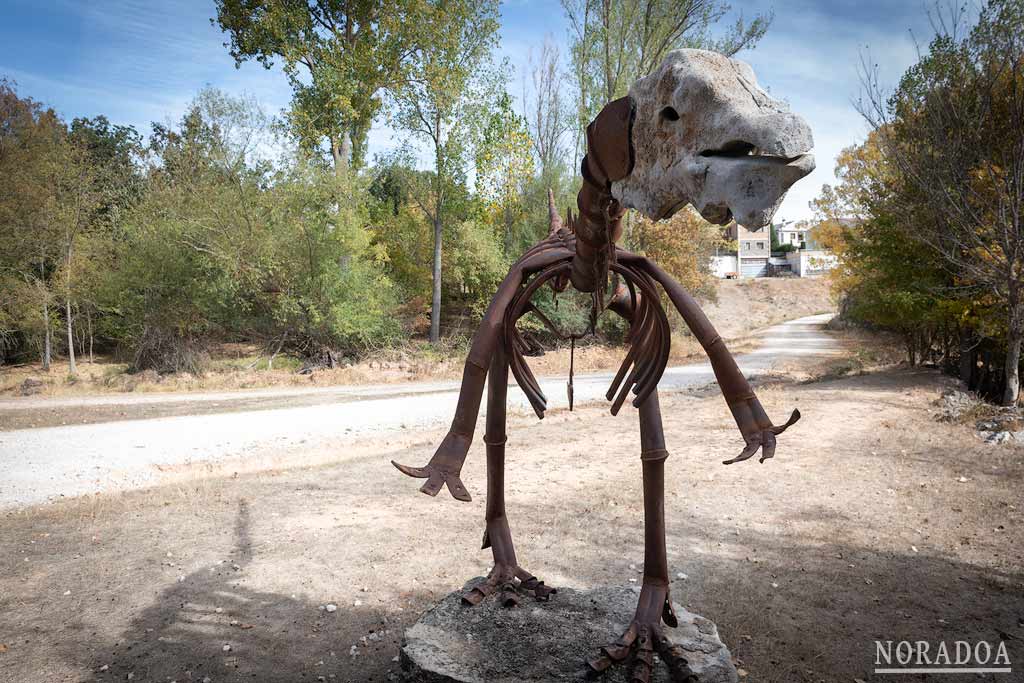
[461,338,556,607]
[588,390,694,682]
[482,340,516,569]
[635,389,676,627]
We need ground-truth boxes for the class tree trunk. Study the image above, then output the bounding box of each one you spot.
[504,202,513,254]
[66,297,76,376]
[41,296,51,372]
[331,134,351,176]
[1003,330,1022,406]
[65,235,76,376]
[906,333,917,367]
[331,132,352,176]
[87,309,94,363]
[39,256,51,371]
[1003,300,1023,405]
[430,214,443,343]
[601,0,614,101]
[959,329,974,386]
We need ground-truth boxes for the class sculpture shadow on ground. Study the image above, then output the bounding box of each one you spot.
[68,500,419,683]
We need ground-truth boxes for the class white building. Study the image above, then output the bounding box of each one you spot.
[776,222,809,248]
[723,223,770,277]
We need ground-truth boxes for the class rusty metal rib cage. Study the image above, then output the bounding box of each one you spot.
[502,256,671,419]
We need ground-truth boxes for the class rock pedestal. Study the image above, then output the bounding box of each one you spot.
[399,579,738,682]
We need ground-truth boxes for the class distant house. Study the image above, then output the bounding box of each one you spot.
[724,223,771,277]
[715,220,838,279]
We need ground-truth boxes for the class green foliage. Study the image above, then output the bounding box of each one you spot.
[813,134,958,366]
[214,0,416,171]
[0,80,62,362]
[370,152,507,322]
[100,90,399,370]
[0,79,124,370]
[476,92,535,253]
[442,218,508,315]
[265,161,401,352]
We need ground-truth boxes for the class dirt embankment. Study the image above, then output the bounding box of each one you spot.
[701,276,833,339]
[0,278,835,399]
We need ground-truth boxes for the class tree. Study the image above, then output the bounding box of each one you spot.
[389,0,501,342]
[812,134,955,366]
[67,116,143,361]
[111,89,399,371]
[562,0,771,161]
[214,0,415,173]
[49,134,103,376]
[69,115,144,220]
[476,92,535,254]
[859,0,1024,404]
[369,154,507,331]
[524,36,573,181]
[0,80,68,369]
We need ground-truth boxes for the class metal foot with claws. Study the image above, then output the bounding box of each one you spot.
[462,564,557,607]
[587,584,696,683]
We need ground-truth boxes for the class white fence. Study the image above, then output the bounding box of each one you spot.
[786,249,837,277]
[711,254,738,278]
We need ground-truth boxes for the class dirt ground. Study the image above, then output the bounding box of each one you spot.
[0,278,832,399]
[2,355,1022,682]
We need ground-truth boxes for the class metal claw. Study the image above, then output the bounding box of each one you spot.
[391,461,471,501]
[722,436,762,465]
[770,408,801,435]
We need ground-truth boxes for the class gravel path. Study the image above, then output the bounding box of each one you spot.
[0,314,835,508]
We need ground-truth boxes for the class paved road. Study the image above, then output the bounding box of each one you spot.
[0,314,836,508]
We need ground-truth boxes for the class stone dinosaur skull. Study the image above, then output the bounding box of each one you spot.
[612,49,815,228]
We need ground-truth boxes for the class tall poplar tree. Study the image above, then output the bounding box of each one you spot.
[390,0,501,343]
[214,0,415,173]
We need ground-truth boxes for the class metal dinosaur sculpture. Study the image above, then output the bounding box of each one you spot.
[393,49,815,682]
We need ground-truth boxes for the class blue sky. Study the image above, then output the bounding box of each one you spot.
[0,0,938,222]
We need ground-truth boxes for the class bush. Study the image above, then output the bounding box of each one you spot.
[130,325,207,374]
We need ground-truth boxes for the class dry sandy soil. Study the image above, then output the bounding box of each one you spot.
[2,356,1022,682]
[0,278,832,399]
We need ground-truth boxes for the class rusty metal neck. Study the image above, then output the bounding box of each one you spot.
[569,97,635,296]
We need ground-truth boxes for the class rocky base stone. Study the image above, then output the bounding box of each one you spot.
[399,579,738,682]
